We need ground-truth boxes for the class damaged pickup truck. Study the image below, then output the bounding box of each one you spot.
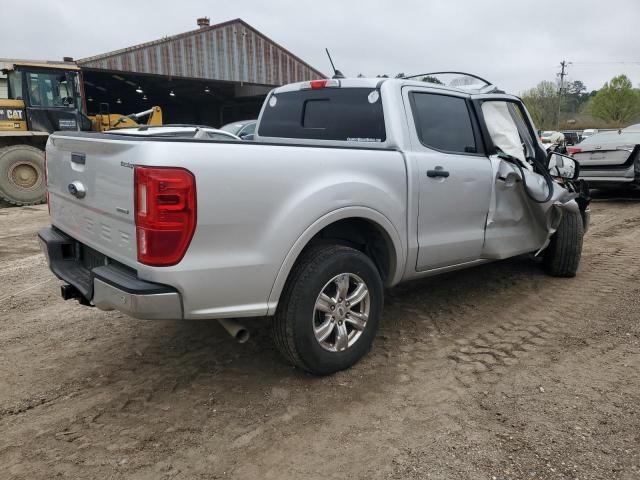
[39,73,590,375]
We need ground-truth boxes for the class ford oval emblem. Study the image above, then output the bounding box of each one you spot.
[68,181,87,199]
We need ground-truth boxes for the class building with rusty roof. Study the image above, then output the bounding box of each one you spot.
[77,17,325,125]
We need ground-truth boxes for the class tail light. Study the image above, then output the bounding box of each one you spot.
[300,79,340,90]
[567,146,581,156]
[134,166,196,266]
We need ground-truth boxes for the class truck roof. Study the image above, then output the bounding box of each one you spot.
[272,76,503,96]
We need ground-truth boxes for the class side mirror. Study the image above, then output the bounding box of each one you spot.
[548,151,580,180]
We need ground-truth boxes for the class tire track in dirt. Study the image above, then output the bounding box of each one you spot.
[445,230,640,389]
[590,215,640,238]
[1,200,639,479]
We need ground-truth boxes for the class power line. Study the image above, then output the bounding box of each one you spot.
[570,61,640,66]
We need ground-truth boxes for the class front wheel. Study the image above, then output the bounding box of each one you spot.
[273,245,384,375]
[542,210,584,277]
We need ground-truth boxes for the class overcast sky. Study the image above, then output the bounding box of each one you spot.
[4,0,639,94]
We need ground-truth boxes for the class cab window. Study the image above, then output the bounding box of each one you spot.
[259,88,386,142]
[26,71,73,108]
[410,92,477,154]
[7,71,23,99]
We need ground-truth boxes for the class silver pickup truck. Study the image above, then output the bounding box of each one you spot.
[39,74,590,375]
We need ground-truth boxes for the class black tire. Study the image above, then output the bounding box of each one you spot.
[0,145,46,206]
[542,210,584,277]
[273,245,384,375]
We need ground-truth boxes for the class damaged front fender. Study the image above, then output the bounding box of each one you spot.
[482,156,582,260]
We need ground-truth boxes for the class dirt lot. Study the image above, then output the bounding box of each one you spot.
[0,195,639,480]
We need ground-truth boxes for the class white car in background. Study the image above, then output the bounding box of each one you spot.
[540,131,565,144]
[111,125,241,141]
[581,128,599,140]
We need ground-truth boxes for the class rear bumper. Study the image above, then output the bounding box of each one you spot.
[579,163,639,189]
[38,227,183,320]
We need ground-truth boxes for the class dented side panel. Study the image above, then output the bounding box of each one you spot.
[482,156,578,259]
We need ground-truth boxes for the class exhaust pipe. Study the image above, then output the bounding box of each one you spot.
[217,318,250,343]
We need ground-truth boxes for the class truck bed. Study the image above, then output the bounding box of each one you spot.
[46,131,408,318]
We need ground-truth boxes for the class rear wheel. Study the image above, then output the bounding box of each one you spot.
[542,210,584,277]
[0,145,46,206]
[273,245,383,375]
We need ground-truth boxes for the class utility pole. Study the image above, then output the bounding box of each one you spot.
[556,60,569,130]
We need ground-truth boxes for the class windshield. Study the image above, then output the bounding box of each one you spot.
[220,122,248,135]
[26,70,80,109]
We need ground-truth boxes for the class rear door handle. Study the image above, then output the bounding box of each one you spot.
[427,166,450,178]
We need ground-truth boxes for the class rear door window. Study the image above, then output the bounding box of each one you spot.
[258,88,386,142]
[410,93,477,154]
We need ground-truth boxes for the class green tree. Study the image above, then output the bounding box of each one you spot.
[588,74,640,127]
[521,80,559,130]
[566,80,586,96]
[421,75,444,85]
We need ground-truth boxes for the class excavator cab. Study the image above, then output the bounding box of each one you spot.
[0,60,163,206]
[3,62,92,133]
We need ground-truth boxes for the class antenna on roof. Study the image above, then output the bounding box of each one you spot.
[325,48,345,79]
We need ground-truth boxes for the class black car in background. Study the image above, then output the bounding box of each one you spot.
[562,131,581,145]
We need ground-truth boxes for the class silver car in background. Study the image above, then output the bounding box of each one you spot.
[570,129,640,190]
[112,125,241,141]
[220,119,257,140]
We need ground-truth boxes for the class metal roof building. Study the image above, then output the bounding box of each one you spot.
[79,18,323,87]
[77,18,325,126]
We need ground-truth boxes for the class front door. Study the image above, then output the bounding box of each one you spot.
[478,99,554,258]
[404,89,493,271]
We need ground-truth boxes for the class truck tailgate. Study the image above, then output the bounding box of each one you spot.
[46,135,138,266]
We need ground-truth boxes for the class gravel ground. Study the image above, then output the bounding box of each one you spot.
[0,194,639,480]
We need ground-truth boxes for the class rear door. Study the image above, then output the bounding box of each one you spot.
[46,134,138,265]
[403,88,493,270]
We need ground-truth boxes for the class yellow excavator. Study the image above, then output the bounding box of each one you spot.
[0,60,162,205]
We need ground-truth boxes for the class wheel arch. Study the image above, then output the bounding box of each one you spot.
[267,207,406,315]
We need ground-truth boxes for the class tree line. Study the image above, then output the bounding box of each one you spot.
[521,74,640,130]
